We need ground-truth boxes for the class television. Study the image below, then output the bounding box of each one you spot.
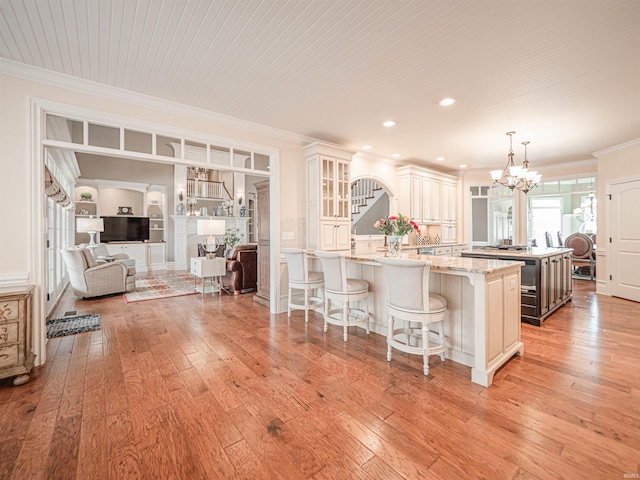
[101,216,150,243]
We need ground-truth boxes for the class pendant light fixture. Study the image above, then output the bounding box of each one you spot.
[490,132,541,194]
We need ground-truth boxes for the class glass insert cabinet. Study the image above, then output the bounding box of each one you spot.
[305,143,355,251]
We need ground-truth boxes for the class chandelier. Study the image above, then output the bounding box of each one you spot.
[490,131,541,194]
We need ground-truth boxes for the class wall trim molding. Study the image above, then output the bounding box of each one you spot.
[1,58,311,147]
[0,272,30,287]
[593,138,640,157]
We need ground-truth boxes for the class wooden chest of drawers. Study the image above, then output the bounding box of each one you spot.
[0,285,36,386]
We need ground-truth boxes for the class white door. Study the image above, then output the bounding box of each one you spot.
[608,177,640,302]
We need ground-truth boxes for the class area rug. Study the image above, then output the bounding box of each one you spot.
[124,273,198,303]
[46,314,101,338]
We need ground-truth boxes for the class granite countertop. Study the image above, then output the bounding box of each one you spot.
[335,250,524,274]
[461,247,573,259]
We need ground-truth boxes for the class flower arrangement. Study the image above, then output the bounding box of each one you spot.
[222,227,244,248]
[374,214,419,236]
[80,192,92,200]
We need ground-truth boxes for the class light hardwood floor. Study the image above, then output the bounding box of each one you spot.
[1,277,638,479]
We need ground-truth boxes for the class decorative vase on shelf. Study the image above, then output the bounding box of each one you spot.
[424,234,431,245]
[435,234,441,245]
[176,202,185,215]
[387,235,403,257]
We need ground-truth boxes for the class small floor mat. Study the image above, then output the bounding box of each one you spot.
[46,313,101,338]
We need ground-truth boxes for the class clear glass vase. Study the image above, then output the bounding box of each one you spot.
[387,235,403,256]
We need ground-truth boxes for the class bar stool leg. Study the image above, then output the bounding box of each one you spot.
[304,287,310,323]
[342,300,349,342]
[363,299,370,335]
[323,297,329,333]
[387,314,393,362]
[422,322,430,376]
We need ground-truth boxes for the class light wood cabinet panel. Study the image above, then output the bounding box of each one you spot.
[0,285,35,386]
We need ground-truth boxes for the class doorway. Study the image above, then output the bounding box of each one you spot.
[608,177,640,302]
[32,101,282,366]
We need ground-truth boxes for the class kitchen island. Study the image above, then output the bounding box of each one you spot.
[308,251,525,387]
[461,247,573,326]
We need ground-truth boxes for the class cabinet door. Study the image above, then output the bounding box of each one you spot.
[540,258,549,314]
[442,182,457,223]
[148,244,166,268]
[442,225,457,244]
[410,175,422,221]
[335,160,350,220]
[321,156,335,218]
[397,175,411,218]
[123,244,147,267]
[549,254,563,308]
[320,222,337,250]
[423,178,441,223]
[335,222,351,250]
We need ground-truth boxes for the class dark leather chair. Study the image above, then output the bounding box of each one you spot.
[565,233,596,280]
[225,244,258,295]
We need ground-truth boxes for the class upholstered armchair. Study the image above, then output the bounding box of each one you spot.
[225,244,258,295]
[87,243,129,262]
[61,247,136,298]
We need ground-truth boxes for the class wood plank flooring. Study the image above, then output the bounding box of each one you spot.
[1,278,639,479]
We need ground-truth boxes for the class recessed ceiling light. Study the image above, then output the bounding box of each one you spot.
[392,153,401,158]
[363,145,373,150]
[459,164,467,169]
[436,157,445,161]
[383,121,396,127]
[439,98,456,106]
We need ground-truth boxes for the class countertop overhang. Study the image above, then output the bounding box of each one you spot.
[461,247,573,259]
[315,250,524,274]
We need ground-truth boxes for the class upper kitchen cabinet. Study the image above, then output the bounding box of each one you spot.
[305,142,355,251]
[396,165,458,227]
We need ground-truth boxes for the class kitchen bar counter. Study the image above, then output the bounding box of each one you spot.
[308,250,525,386]
[461,248,573,326]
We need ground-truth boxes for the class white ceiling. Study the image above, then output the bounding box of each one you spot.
[1,0,639,173]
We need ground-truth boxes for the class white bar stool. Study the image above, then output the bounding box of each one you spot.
[282,248,324,323]
[314,251,370,342]
[376,257,447,376]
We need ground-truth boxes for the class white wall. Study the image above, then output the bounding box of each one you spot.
[594,139,640,292]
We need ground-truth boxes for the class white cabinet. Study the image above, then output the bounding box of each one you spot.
[442,224,457,244]
[147,243,167,270]
[320,221,351,250]
[305,142,355,251]
[105,243,167,272]
[106,243,147,268]
[422,177,441,223]
[190,257,226,296]
[441,181,457,223]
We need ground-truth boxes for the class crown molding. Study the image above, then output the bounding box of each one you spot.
[592,138,640,157]
[0,58,313,147]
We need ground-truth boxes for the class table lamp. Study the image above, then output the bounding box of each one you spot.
[76,216,104,245]
[197,219,225,258]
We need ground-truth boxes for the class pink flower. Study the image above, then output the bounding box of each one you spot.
[388,216,398,221]
[374,220,380,228]
[403,215,410,222]
[410,221,419,230]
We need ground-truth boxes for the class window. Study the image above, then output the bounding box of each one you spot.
[528,197,562,247]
